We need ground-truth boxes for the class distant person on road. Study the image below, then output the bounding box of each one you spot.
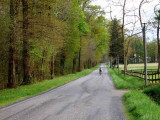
[99,67,102,75]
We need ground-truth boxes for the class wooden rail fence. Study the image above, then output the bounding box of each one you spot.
[122,69,160,84]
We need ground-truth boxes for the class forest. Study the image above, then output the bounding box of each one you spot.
[0,0,110,89]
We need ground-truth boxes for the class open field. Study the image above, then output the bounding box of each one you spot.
[119,63,158,70]
[119,63,160,84]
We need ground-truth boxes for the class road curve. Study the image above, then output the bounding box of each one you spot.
[0,64,126,120]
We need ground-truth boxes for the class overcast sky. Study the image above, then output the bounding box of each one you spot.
[91,0,160,41]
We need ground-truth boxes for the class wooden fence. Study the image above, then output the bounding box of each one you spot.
[122,69,160,84]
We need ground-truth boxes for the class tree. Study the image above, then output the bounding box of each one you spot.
[107,0,137,72]
[78,16,90,72]
[147,40,157,62]
[130,36,144,63]
[22,0,31,85]
[7,0,20,88]
[122,0,127,72]
[82,5,109,68]
[108,18,123,67]
[154,6,160,71]
[0,0,10,89]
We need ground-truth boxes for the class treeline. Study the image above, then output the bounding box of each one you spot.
[0,0,109,89]
[130,39,157,63]
[109,33,157,67]
[108,18,157,68]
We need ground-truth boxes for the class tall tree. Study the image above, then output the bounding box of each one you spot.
[108,18,123,67]
[121,0,127,72]
[22,0,31,84]
[8,0,20,88]
[0,0,11,89]
[154,6,160,71]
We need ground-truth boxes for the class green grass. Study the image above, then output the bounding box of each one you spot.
[108,65,160,120]
[108,67,144,89]
[0,66,98,107]
[120,65,158,70]
[143,85,160,105]
[124,91,160,120]
[120,65,160,85]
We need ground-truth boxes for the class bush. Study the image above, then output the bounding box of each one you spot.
[143,85,160,105]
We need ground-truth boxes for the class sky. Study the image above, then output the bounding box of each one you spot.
[91,0,160,41]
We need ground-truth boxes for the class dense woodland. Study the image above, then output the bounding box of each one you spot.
[0,0,110,89]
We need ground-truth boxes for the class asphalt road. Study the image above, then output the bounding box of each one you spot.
[0,64,126,120]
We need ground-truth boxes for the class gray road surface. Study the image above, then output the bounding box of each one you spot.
[0,64,126,120]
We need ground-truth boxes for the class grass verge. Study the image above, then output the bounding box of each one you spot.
[124,91,160,120]
[107,67,144,89]
[107,65,160,120]
[0,66,98,107]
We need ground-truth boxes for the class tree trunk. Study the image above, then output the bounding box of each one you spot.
[41,50,45,80]
[78,36,82,72]
[116,56,118,68]
[124,55,128,71]
[72,56,77,73]
[157,21,160,72]
[122,0,127,74]
[22,0,31,85]
[50,55,54,79]
[88,59,92,68]
[110,58,112,68]
[117,55,120,73]
[8,0,18,88]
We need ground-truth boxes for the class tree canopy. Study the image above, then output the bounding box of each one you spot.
[0,0,110,89]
